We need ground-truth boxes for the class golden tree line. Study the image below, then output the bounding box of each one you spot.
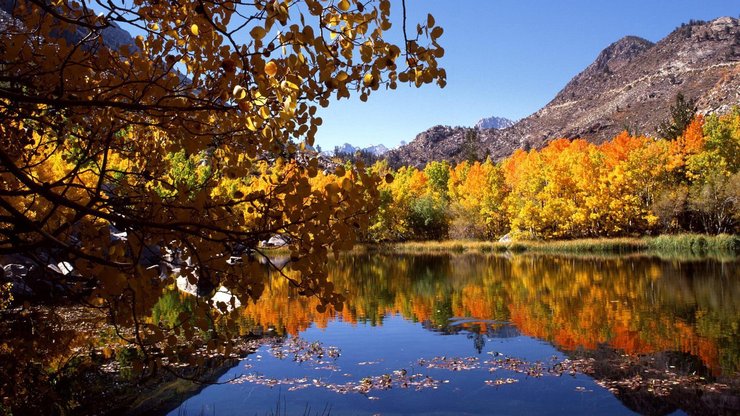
[366,110,740,241]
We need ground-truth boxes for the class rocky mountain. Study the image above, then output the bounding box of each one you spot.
[476,116,515,130]
[0,0,135,51]
[387,17,740,168]
[385,126,473,167]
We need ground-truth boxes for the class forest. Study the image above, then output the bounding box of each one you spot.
[362,110,739,242]
[1,0,739,414]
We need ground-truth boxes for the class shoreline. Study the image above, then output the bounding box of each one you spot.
[354,234,739,256]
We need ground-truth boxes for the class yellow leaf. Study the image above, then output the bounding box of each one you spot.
[254,92,267,106]
[260,106,270,119]
[338,0,350,12]
[246,117,258,131]
[363,72,374,87]
[250,26,267,40]
[190,24,199,36]
[265,61,278,77]
[280,80,298,90]
[232,85,247,100]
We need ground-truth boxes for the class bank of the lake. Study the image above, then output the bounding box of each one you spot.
[364,234,739,256]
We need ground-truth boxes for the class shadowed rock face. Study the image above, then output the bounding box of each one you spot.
[387,17,740,167]
[0,0,135,51]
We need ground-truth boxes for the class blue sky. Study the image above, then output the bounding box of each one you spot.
[314,0,740,151]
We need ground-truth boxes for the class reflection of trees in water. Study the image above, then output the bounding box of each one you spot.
[3,254,737,414]
[236,253,738,378]
[217,251,740,415]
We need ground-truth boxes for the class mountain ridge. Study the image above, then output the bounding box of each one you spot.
[387,16,740,168]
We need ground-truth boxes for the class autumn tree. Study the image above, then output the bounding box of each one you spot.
[0,0,446,403]
[448,160,508,239]
[685,109,740,233]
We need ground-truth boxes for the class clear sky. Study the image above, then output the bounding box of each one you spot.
[314,0,740,151]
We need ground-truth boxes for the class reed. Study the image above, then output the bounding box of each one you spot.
[646,233,739,253]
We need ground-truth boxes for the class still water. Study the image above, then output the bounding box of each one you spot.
[171,253,739,415]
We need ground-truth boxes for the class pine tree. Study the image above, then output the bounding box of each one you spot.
[657,93,697,140]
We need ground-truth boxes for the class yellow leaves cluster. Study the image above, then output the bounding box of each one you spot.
[0,282,13,310]
[502,135,672,239]
[0,0,447,372]
[372,113,738,242]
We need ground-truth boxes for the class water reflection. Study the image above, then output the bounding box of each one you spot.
[160,253,740,416]
[231,253,738,378]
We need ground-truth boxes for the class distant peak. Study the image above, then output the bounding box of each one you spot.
[328,142,388,156]
[592,36,654,72]
[475,116,515,130]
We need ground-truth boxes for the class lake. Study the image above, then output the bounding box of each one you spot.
[170,253,739,415]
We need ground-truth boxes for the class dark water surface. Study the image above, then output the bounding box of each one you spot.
[171,254,739,415]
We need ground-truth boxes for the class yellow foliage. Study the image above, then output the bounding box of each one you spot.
[0,0,446,371]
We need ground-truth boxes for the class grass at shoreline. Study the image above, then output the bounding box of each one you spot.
[364,234,738,256]
[255,234,739,258]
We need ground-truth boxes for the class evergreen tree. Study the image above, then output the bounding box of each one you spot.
[657,93,697,140]
[463,128,480,162]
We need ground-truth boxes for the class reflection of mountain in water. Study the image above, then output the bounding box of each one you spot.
[420,318,522,353]
[423,319,520,338]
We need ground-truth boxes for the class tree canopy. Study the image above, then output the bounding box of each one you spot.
[0,0,445,376]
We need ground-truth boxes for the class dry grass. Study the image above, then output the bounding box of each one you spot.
[364,235,738,256]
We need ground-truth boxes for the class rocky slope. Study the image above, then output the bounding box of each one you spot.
[387,17,740,167]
